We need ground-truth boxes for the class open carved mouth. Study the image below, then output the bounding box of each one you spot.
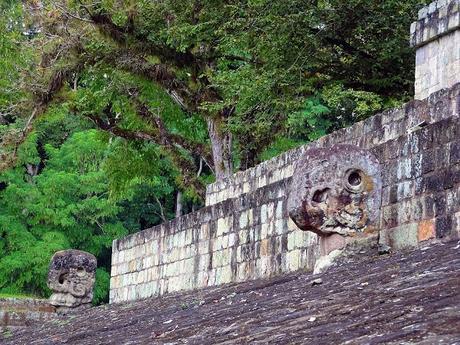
[320,205,367,236]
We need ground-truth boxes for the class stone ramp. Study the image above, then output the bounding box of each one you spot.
[5,240,460,344]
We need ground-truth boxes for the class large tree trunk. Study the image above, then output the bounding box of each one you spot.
[207,117,233,180]
[175,191,183,218]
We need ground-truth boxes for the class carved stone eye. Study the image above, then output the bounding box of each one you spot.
[345,169,364,192]
[312,188,330,203]
[58,272,68,284]
[348,171,361,186]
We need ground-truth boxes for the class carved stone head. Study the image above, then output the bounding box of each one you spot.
[48,250,97,312]
[288,144,382,239]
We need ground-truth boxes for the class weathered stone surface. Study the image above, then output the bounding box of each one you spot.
[48,250,97,313]
[287,144,382,272]
[287,144,381,238]
[0,298,56,328]
[5,241,460,344]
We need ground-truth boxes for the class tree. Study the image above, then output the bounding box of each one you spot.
[1,0,427,182]
[0,107,194,302]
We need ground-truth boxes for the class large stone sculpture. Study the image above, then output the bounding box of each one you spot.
[48,249,97,313]
[288,144,382,272]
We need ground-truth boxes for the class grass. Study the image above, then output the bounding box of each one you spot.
[0,292,40,300]
[1,328,13,339]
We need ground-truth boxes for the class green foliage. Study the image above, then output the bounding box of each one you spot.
[259,137,305,162]
[0,126,123,297]
[93,268,111,305]
[0,292,38,299]
[288,98,332,142]
[322,84,384,125]
[0,2,30,110]
[0,100,198,301]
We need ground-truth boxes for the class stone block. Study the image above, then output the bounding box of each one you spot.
[184,230,193,246]
[397,199,414,225]
[284,164,294,178]
[214,235,229,251]
[380,223,418,249]
[147,267,159,282]
[238,229,249,245]
[261,204,268,224]
[143,256,153,269]
[237,262,249,281]
[242,243,255,263]
[215,266,232,284]
[275,201,284,219]
[410,197,424,223]
[236,246,243,263]
[249,225,261,242]
[397,181,414,201]
[418,6,428,19]
[239,210,249,228]
[287,231,297,251]
[260,222,272,239]
[217,216,232,237]
[260,239,270,257]
[446,184,460,213]
[167,276,182,292]
[274,219,286,235]
[286,249,301,272]
[198,254,209,271]
[219,249,233,267]
[198,241,209,255]
[381,204,399,229]
[436,215,453,238]
[418,219,436,241]
[453,211,460,236]
[256,256,271,277]
[138,270,146,284]
[448,11,460,29]
[228,233,237,247]
[397,158,413,181]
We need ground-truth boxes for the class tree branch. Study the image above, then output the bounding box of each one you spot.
[83,8,197,69]
[85,106,207,198]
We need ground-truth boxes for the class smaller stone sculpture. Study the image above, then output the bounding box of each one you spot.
[48,249,97,313]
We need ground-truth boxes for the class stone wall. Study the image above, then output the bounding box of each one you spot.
[0,298,56,328]
[110,180,320,303]
[377,116,460,247]
[110,84,460,304]
[411,0,460,99]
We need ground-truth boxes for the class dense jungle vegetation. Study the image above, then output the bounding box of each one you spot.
[0,0,427,304]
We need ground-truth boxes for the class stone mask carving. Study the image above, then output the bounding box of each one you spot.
[288,144,382,238]
[48,250,97,312]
